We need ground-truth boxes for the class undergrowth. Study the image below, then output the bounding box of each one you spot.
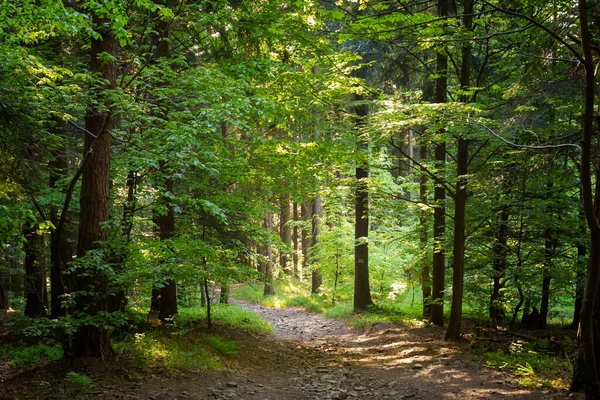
[0,343,63,368]
[477,338,572,390]
[114,303,265,373]
[114,331,228,373]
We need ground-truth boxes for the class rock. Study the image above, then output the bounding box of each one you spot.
[411,363,424,370]
[226,381,238,388]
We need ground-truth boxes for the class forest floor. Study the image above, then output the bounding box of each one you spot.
[0,301,581,400]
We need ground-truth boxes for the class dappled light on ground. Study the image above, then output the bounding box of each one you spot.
[233,299,579,399]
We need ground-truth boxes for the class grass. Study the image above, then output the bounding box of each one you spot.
[65,372,94,388]
[175,303,272,335]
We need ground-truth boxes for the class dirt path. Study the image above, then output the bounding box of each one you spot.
[193,300,574,400]
[0,303,579,400]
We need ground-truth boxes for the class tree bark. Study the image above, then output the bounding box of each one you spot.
[353,92,373,311]
[445,136,468,340]
[311,195,323,293]
[572,1,600,396]
[71,13,116,359]
[489,207,509,329]
[263,211,275,296]
[108,169,136,313]
[301,201,311,281]
[157,166,178,323]
[292,202,299,279]
[430,0,449,327]
[444,0,472,341]
[538,228,555,329]
[419,144,431,318]
[0,272,8,310]
[152,15,178,323]
[572,234,586,328]
[280,194,291,275]
[24,227,45,318]
[49,130,72,318]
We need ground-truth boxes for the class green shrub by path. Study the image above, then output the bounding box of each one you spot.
[114,331,223,373]
[477,339,572,390]
[0,343,63,368]
[114,303,266,374]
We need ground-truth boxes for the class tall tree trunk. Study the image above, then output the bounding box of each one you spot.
[292,202,299,279]
[489,207,509,329]
[419,62,434,319]
[573,232,586,329]
[301,201,311,281]
[572,2,600,396]
[263,211,275,296]
[157,164,177,323]
[445,136,468,340]
[49,130,72,318]
[353,91,373,311]
[311,195,322,293]
[280,194,291,275]
[430,0,449,327]
[108,169,136,313]
[419,144,431,318]
[0,271,8,310]
[71,13,116,359]
[444,0,472,341]
[204,278,212,329]
[152,15,177,323]
[24,227,45,318]
[538,227,554,329]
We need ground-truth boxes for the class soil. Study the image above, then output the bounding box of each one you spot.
[0,303,581,400]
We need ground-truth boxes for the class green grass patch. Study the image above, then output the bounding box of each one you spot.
[477,339,572,390]
[0,343,63,368]
[65,372,94,388]
[175,303,271,335]
[206,335,240,357]
[326,301,423,328]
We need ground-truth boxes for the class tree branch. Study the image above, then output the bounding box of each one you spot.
[473,122,580,151]
[390,137,456,198]
[481,0,584,64]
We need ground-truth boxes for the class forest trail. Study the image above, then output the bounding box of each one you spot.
[187,300,576,400]
[0,302,580,400]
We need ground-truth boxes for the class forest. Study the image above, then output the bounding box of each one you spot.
[1,0,600,399]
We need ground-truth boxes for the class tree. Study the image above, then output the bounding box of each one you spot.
[445,0,473,341]
[353,89,374,311]
[573,0,600,396]
[70,11,116,359]
[430,0,449,327]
